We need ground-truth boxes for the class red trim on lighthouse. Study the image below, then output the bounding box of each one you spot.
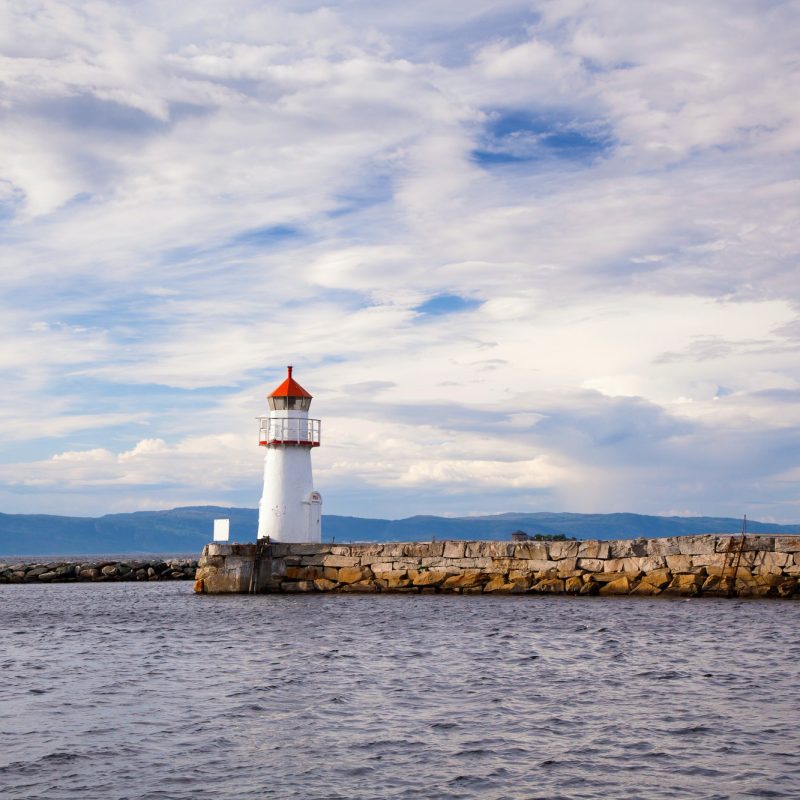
[268,365,312,399]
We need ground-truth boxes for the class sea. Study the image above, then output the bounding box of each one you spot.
[1,582,798,800]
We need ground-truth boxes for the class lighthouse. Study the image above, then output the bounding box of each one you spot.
[256,367,322,542]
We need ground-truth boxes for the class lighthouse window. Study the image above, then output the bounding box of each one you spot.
[268,396,310,410]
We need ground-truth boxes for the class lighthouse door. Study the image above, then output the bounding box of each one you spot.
[305,491,322,542]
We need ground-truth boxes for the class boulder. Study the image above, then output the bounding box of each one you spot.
[281,580,316,592]
[284,566,323,581]
[598,577,631,595]
[79,568,100,580]
[483,575,511,592]
[532,577,565,593]
[337,566,372,584]
[443,572,485,589]
[411,570,448,587]
[630,581,662,596]
[564,576,583,593]
[640,568,672,589]
[313,578,338,591]
[665,573,703,596]
[339,579,378,593]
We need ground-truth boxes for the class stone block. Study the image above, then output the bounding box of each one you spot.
[640,568,671,589]
[411,570,448,587]
[525,559,558,572]
[443,541,466,559]
[287,544,332,556]
[556,558,578,575]
[758,551,790,568]
[330,546,353,556]
[402,542,445,558]
[484,576,515,593]
[339,580,378,593]
[599,577,631,595]
[630,581,662,596]
[370,562,397,574]
[443,572,486,589]
[665,554,693,573]
[512,541,549,560]
[284,566,322,581]
[609,539,649,558]
[564,576,583,593]
[549,541,580,560]
[577,558,605,572]
[715,535,774,553]
[313,578,338,591]
[281,580,316,592]
[487,541,514,558]
[337,566,372,584]
[690,553,726,568]
[603,558,630,573]
[577,540,611,559]
[644,537,681,556]
[664,573,703,595]
[774,536,800,553]
[594,572,639,583]
[532,577,564,593]
[322,556,360,568]
[677,536,718,556]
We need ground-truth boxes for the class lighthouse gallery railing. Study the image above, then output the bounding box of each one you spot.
[258,417,321,447]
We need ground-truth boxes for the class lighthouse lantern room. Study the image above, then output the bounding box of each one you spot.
[256,366,322,542]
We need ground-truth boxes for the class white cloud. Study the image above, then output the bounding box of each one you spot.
[0,0,798,521]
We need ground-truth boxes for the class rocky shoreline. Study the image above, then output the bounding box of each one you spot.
[196,535,800,598]
[0,558,198,583]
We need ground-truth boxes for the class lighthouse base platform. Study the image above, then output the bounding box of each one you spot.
[193,537,800,598]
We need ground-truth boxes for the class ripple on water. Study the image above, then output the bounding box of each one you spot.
[0,585,798,799]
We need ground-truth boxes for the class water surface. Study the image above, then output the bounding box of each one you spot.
[1,583,798,799]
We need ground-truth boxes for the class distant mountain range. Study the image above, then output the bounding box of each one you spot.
[1,506,798,557]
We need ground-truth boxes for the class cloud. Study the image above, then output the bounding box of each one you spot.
[0,0,798,521]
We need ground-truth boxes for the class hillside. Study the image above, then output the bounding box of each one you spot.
[1,506,798,557]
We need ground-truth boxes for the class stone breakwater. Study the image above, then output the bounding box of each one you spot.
[0,558,198,584]
[195,536,800,598]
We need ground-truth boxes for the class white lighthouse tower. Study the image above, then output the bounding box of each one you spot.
[256,366,322,542]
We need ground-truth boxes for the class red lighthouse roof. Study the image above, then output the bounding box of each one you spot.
[268,366,312,399]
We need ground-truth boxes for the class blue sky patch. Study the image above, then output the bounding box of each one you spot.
[473,109,614,167]
[414,294,482,316]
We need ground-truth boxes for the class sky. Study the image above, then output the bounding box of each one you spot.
[1,0,799,522]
